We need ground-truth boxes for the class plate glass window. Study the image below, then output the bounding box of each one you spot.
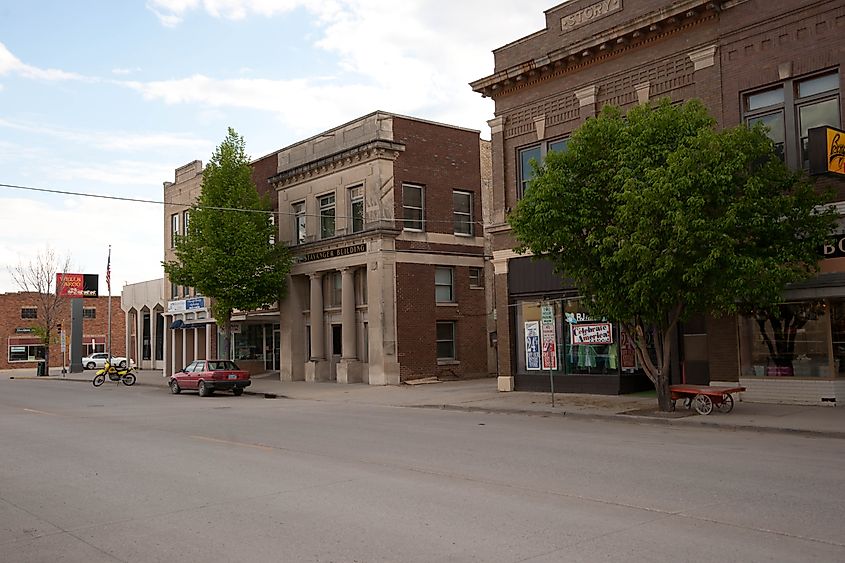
[436,321,456,360]
[293,202,306,244]
[453,190,473,236]
[349,185,364,233]
[319,194,336,239]
[796,73,840,166]
[403,184,424,231]
[435,267,454,303]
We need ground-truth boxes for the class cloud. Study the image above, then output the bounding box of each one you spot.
[112,67,142,76]
[0,41,85,82]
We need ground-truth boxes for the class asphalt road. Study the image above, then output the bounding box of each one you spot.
[1,378,844,563]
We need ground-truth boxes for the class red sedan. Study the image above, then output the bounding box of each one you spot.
[170,359,251,397]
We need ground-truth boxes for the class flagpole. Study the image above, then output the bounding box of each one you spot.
[107,245,112,364]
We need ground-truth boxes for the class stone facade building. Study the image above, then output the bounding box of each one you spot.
[472,0,845,403]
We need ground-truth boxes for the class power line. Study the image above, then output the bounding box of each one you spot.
[0,181,487,228]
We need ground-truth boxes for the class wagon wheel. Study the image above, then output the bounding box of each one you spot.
[691,394,713,415]
[717,393,734,413]
[683,397,693,410]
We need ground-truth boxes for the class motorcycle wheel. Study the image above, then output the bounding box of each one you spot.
[93,374,105,387]
[121,373,136,386]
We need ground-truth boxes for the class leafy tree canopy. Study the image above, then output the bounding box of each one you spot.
[164,128,292,354]
[509,99,836,409]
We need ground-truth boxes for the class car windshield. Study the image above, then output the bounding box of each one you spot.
[207,361,239,371]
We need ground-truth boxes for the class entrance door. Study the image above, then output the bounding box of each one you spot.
[330,324,342,380]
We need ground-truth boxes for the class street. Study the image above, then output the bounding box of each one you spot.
[1,377,843,562]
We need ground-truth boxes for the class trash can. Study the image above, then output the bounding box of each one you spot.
[36,360,47,376]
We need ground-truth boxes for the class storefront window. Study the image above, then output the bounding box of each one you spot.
[563,299,618,376]
[9,344,45,362]
[739,301,834,377]
[233,324,267,361]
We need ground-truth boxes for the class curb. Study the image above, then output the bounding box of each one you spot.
[411,404,845,440]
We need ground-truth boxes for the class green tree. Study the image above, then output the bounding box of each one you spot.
[509,99,836,411]
[164,128,292,358]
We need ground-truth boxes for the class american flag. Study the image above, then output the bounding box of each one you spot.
[106,248,111,294]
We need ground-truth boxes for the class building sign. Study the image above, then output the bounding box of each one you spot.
[299,243,367,263]
[524,321,541,370]
[822,235,845,258]
[571,323,613,345]
[561,0,621,30]
[56,273,99,297]
[808,126,845,176]
[14,327,35,334]
[186,297,205,310]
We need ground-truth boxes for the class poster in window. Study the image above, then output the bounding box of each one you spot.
[540,308,557,371]
[524,321,541,371]
[571,322,613,345]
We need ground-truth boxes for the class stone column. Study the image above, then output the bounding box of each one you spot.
[306,272,329,381]
[136,310,144,366]
[125,310,132,367]
[341,267,357,359]
[337,267,362,384]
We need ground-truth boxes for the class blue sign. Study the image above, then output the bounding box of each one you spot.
[186,297,205,310]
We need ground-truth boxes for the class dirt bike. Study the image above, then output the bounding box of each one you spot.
[92,361,137,387]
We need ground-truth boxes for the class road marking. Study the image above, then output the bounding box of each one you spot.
[190,435,274,451]
[22,408,58,416]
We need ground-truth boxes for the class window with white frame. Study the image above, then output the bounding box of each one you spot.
[435,267,454,303]
[453,190,473,236]
[9,344,45,362]
[743,70,840,169]
[268,212,276,244]
[170,213,180,247]
[469,267,484,288]
[349,185,364,233]
[436,321,456,360]
[293,201,306,244]
[319,194,336,239]
[403,183,424,231]
[183,210,190,236]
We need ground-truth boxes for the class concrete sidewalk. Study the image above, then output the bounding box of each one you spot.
[7,366,845,439]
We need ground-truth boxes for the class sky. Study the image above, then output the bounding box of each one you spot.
[0,0,556,295]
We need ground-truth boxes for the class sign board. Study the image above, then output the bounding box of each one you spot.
[524,321,541,370]
[540,305,557,371]
[14,327,34,334]
[56,273,99,297]
[822,235,845,258]
[808,125,845,176]
[186,297,205,310]
[299,243,367,263]
[571,323,613,345]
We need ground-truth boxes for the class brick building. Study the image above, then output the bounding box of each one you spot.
[1,292,126,370]
[273,112,491,384]
[472,0,845,402]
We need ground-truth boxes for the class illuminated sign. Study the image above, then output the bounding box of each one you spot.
[56,273,99,297]
[808,126,845,176]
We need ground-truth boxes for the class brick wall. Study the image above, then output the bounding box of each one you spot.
[395,263,487,380]
[1,292,127,369]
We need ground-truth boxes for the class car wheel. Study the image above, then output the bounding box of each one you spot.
[86,362,96,370]
[169,379,181,394]
[232,387,244,396]
[198,381,212,397]
[118,360,127,368]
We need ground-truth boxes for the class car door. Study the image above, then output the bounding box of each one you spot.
[191,360,206,390]
[94,353,109,368]
[176,361,197,388]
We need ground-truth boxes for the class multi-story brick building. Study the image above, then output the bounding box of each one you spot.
[273,112,491,384]
[472,0,845,403]
[1,292,126,370]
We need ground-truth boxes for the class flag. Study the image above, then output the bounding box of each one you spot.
[106,247,111,294]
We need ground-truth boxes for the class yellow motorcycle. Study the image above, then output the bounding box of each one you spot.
[92,361,137,387]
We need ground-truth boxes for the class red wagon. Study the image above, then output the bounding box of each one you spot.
[670,384,746,415]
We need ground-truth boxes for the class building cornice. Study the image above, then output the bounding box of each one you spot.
[269,140,406,188]
[471,0,737,98]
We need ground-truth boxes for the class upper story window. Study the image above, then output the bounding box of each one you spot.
[469,267,484,289]
[82,307,96,319]
[349,185,364,233]
[171,282,179,299]
[268,212,276,245]
[183,210,190,236]
[170,213,180,247]
[21,307,37,319]
[319,194,336,239]
[329,271,342,307]
[518,137,569,198]
[403,183,424,231]
[293,202,306,244]
[744,70,840,169]
[453,190,474,236]
[435,267,454,303]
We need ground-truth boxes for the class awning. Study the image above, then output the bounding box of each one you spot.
[170,319,185,329]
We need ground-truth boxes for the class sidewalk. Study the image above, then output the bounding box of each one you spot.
[7,367,845,439]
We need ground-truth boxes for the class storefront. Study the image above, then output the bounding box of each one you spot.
[231,319,280,373]
[508,257,651,394]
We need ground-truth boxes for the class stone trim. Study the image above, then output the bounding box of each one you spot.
[688,44,717,71]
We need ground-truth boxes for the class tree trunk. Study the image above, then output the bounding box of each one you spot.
[655,371,672,411]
